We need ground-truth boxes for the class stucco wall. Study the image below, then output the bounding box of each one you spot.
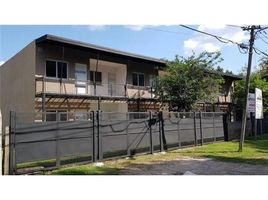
[0,41,36,174]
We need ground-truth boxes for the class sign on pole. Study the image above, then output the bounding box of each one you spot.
[255,88,263,119]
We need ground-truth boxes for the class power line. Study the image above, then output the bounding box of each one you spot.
[179,24,244,46]
[253,46,268,57]
[226,24,243,28]
[144,27,190,36]
[256,26,268,34]
[259,31,268,41]
[256,34,268,45]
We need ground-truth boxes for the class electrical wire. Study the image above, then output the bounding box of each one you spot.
[256,34,268,45]
[179,25,244,45]
[259,31,268,41]
[253,47,268,57]
[144,26,190,36]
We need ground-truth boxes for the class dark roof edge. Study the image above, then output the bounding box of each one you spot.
[220,72,243,80]
[35,34,166,65]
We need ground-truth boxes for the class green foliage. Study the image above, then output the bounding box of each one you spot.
[155,51,224,111]
[259,56,268,79]
[233,71,268,112]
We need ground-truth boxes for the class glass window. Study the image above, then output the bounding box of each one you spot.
[58,110,68,121]
[90,71,94,82]
[132,73,138,86]
[132,73,145,86]
[95,72,102,83]
[138,74,145,86]
[46,110,57,121]
[46,61,56,77]
[89,71,102,84]
[46,110,68,121]
[57,62,67,79]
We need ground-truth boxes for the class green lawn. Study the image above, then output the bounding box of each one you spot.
[46,136,268,175]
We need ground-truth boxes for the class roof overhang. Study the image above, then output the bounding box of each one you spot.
[35,34,166,67]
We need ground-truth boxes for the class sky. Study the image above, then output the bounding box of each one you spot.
[0,25,268,74]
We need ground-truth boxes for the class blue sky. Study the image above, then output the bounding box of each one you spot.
[0,25,267,74]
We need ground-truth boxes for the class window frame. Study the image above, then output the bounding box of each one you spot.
[89,70,102,85]
[132,72,145,87]
[45,109,68,122]
[45,59,68,80]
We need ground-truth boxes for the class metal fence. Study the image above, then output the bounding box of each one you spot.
[9,111,225,174]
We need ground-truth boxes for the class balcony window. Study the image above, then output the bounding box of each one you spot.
[132,73,145,86]
[90,71,102,84]
[46,60,67,79]
[57,62,67,79]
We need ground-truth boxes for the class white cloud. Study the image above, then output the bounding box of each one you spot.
[183,25,249,55]
[203,43,220,52]
[184,39,199,49]
[87,25,109,31]
[0,60,5,66]
[125,25,146,31]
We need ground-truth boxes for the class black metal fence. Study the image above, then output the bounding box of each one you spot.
[9,111,225,174]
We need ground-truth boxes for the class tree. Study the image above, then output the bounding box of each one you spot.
[233,70,268,117]
[259,56,268,79]
[155,51,224,111]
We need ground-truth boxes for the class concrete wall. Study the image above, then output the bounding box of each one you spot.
[0,41,36,174]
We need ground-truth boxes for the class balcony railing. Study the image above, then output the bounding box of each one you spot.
[35,76,155,99]
[218,93,231,103]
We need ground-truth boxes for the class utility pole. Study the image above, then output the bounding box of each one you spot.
[239,25,261,152]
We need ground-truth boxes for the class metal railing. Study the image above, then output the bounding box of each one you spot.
[35,76,155,99]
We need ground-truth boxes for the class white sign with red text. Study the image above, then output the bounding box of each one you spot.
[255,88,263,119]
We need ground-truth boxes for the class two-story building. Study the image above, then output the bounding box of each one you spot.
[0,34,166,129]
[0,34,243,129]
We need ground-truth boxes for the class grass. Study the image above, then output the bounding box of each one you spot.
[44,135,268,175]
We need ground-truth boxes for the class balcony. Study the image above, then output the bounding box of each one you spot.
[35,76,155,99]
[218,93,231,103]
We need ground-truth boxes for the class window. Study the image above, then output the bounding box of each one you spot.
[132,73,145,86]
[90,71,102,84]
[46,61,56,77]
[57,62,67,79]
[45,110,68,122]
[46,60,67,79]
[46,110,56,122]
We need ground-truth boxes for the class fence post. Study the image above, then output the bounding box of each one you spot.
[193,112,197,146]
[97,110,102,161]
[9,111,16,175]
[158,112,163,152]
[177,112,181,148]
[92,111,96,162]
[223,113,229,141]
[161,112,167,150]
[199,111,203,146]
[56,112,60,168]
[213,113,216,142]
[149,111,153,154]
[126,113,130,157]
[254,118,257,139]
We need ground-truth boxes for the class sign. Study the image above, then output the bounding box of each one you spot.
[247,93,255,113]
[255,88,263,119]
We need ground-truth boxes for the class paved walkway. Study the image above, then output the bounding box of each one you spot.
[120,157,268,175]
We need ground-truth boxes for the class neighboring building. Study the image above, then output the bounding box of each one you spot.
[0,34,166,129]
[196,72,242,113]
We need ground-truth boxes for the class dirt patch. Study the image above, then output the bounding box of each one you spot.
[120,157,268,175]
